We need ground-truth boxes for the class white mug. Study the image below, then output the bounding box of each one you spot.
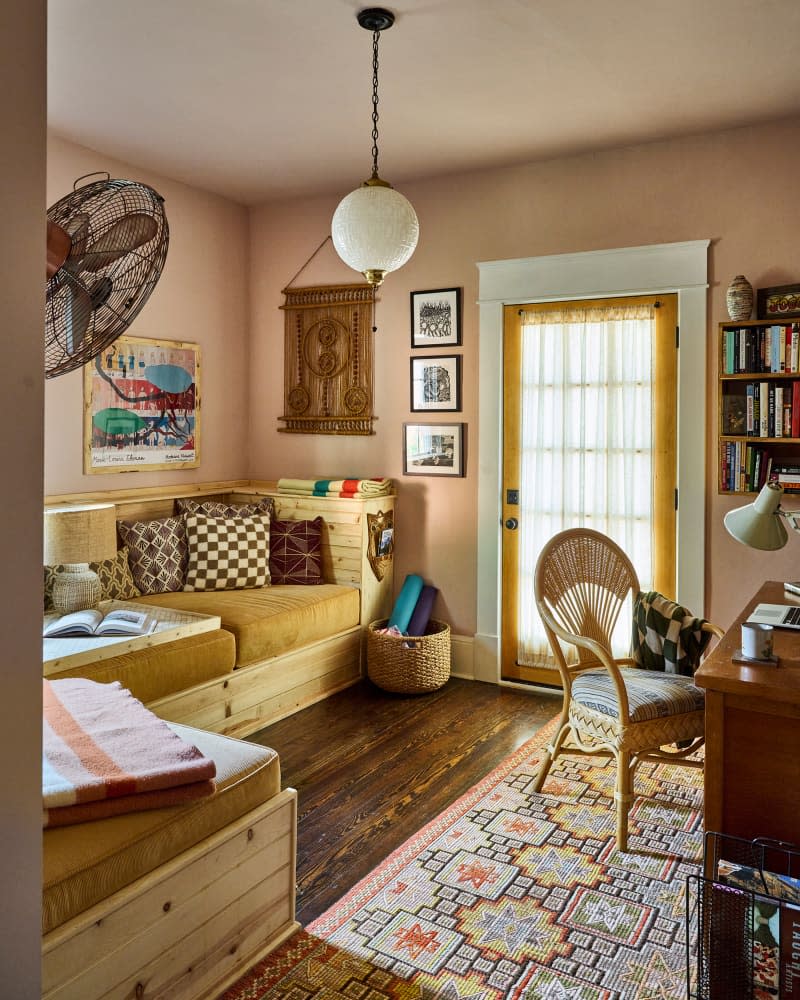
[741,621,774,660]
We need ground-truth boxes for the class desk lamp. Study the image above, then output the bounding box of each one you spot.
[723,481,800,550]
[44,503,117,613]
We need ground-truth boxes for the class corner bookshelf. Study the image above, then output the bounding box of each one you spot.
[718,318,800,494]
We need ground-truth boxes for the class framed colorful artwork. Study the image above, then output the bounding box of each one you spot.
[83,335,200,473]
[402,422,466,477]
[757,283,800,321]
[410,354,462,412]
[410,287,462,347]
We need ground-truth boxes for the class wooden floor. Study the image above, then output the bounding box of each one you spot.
[248,677,562,926]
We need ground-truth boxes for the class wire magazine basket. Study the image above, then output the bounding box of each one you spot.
[686,832,800,999]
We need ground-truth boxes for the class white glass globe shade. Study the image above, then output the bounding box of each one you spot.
[332,183,419,282]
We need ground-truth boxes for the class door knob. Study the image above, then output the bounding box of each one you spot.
[505,517,519,530]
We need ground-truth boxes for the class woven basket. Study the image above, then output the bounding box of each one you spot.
[367,618,451,694]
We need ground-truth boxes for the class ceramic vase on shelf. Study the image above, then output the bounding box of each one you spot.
[726,275,754,321]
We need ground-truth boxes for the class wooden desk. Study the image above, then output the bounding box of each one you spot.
[43,600,221,676]
[695,580,800,844]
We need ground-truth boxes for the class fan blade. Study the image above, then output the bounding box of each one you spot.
[64,285,92,356]
[65,213,90,260]
[46,221,71,279]
[81,213,158,273]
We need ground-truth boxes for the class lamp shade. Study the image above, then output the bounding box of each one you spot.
[332,181,419,285]
[44,503,117,565]
[723,481,788,550]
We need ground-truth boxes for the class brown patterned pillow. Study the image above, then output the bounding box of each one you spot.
[118,516,188,595]
[176,497,275,520]
[184,513,270,591]
[44,548,141,609]
[269,518,323,585]
[90,547,141,601]
[43,564,62,611]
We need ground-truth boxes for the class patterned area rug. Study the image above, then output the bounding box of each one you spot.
[223,718,704,999]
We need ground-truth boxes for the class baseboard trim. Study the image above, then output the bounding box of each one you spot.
[450,633,498,684]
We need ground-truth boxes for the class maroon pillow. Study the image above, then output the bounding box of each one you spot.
[118,516,188,594]
[176,497,275,520]
[268,518,323,585]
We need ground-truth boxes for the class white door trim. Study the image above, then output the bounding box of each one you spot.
[475,240,710,684]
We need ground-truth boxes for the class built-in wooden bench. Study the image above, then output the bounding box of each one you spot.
[44,479,396,738]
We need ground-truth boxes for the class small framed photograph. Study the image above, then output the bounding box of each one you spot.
[410,287,462,347]
[757,283,800,321]
[410,354,462,412]
[403,422,466,477]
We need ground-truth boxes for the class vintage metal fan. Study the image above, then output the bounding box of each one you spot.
[45,173,169,378]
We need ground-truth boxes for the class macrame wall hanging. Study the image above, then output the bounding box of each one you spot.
[279,281,377,435]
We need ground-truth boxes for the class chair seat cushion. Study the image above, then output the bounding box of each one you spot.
[572,666,705,723]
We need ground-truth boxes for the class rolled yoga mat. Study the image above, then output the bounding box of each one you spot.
[406,585,438,636]
[388,574,424,633]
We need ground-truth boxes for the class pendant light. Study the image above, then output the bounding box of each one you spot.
[332,7,419,286]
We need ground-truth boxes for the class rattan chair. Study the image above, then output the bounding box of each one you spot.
[532,528,723,851]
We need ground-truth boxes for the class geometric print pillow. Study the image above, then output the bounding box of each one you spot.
[44,547,141,609]
[268,517,323,584]
[89,547,141,601]
[183,513,270,592]
[117,516,188,595]
[176,496,275,521]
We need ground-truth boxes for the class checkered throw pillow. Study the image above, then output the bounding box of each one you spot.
[184,513,271,591]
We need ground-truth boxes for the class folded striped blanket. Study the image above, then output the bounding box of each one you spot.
[631,590,712,676]
[277,477,393,498]
[43,678,216,828]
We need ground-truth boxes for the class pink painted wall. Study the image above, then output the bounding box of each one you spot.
[45,134,250,494]
[42,119,800,634]
[248,117,800,633]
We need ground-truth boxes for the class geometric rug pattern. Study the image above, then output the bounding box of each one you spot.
[223,718,704,999]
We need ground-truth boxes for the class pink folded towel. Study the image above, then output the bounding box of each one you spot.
[43,678,216,827]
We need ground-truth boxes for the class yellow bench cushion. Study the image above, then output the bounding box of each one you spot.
[44,629,236,703]
[134,584,360,666]
[42,723,280,934]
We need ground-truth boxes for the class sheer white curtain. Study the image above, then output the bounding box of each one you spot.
[517,303,656,666]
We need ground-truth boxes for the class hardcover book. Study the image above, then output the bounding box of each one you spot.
[43,607,156,639]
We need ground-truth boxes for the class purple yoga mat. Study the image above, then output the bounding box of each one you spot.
[406,585,438,636]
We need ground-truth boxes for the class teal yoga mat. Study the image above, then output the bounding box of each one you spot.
[407,585,438,636]
[388,574,424,632]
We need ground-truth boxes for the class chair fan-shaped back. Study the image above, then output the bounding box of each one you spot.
[535,528,640,660]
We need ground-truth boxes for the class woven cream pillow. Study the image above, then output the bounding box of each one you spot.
[184,513,270,591]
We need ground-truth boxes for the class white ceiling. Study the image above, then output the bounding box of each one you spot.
[48,0,800,207]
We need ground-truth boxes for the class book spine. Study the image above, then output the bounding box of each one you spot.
[769,384,776,437]
[793,323,800,375]
[776,386,784,437]
[760,382,769,437]
[747,383,755,435]
[793,381,800,438]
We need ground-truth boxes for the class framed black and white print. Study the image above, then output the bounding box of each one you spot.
[410,287,462,348]
[410,354,462,412]
[403,422,466,477]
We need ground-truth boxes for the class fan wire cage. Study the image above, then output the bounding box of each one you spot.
[45,175,169,378]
